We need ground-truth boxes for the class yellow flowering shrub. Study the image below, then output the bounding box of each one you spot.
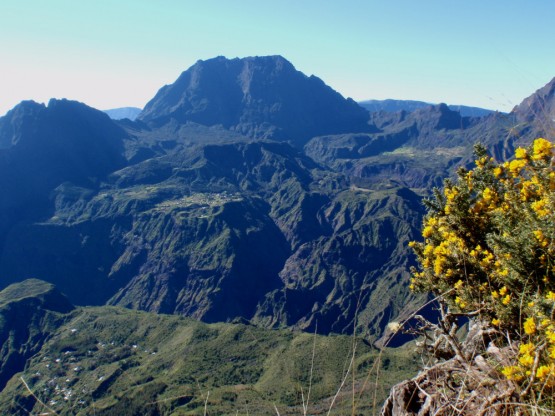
[410,138,555,400]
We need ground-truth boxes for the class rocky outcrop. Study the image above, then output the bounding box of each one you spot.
[138,55,373,144]
[513,77,555,124]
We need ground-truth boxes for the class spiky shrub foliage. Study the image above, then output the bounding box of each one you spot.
[410,138,555,400]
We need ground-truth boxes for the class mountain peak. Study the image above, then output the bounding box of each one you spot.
[412,103,464,130]
[513,76,555,124]
[137,55,371,144]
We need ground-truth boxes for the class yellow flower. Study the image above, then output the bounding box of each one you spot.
[454,280,464,289]
[520,342,535,355]
[508,159,526,175]
[515,147,527,159]
[475,156,488,167]
[498,269,509,277]
[502,366,522,381]
[532,138,553,160]
[531,200,549,217]
[499,286,508,296]
[547,291,555,302]
[492,318,500,326]
[482,187,495,202]
[444,187,458,201]
[502,294,511,305]
[519,353,534,366]
[536,365,552,380]
[523,317,536,335]
[423,244,434,257]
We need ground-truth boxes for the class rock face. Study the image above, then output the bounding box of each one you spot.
[0,99,127,250]
[512,76,555,142]
[0,56,553,342]
[0,137,424,337]
[138,55,373,144]
[0,279,74,390]
[513,77,555,123]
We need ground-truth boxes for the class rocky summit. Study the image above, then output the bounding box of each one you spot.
[138,55,373,144]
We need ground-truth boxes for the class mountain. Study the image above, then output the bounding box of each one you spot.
[0,279,73,390]
[0,99,127,255]
[103,106,142,121]
[1,55,555,413]
[305,104,473,190]
[138,56,373,144]
[0,137,425,338]
[359,99,496,118]
[0,280,418,415]
[0,55,552,344]
[359,99,431,114]
[513,76,555,131]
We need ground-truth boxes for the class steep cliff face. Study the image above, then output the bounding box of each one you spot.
[0,280,74,390]
[513,77,555,124]
[0,136,424,338]
[0,99,127,253]
[138,56,373,144]
[254,187,425,335]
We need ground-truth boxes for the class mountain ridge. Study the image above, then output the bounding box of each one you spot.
[0,55,553,341]
[103,106,142,121]
[138,55,373,144]
[359,99,497,117]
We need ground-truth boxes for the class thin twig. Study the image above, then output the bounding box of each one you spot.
[303,323,318,416]
[326,344,356,416]
[203,390,210,416]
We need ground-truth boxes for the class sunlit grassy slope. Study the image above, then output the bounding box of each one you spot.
[1,304,418,415]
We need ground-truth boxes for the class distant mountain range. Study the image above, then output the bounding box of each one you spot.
[103,106,142,120]
[358,99,498,117]
[102,92,496,124]
[1,54,554,345]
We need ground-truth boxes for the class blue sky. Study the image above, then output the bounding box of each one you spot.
[1,1,555,115]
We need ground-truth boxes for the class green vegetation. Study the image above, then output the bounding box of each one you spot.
[0,302,419,415]
[410,138,555,409]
